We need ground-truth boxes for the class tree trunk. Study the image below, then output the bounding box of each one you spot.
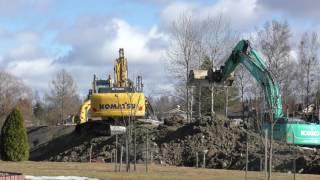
[191,87,194,122]
[134,127,136,171]
[120,146,123,172]
[126,132,129,172]
[269,113,274,180]
[198,85,201,119]
[211,84,215,119]
[186,64,190,123]
[225,87,229,117]
[245,130,249,179]
[264,129,268,180]
[146,128,149,172]
[115,134,118,172]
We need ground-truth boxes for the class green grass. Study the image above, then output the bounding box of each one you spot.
[0,161,319,180]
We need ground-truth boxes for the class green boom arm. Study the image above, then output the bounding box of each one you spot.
[215,40,283,119]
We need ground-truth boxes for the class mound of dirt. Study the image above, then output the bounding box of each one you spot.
[156,115,320,174]
[156,115,247,168]
[27,115,320,174]
[28,125,114,161]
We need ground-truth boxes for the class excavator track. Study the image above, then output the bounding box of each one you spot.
[76,121,111,136]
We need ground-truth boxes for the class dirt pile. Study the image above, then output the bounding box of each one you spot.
[28,125,115,161]
[156,115,247,169]
[157,115,320,174]
[27,115,320,174]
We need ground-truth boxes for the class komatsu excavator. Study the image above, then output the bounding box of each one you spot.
[189,40,320,146]
[78,48,157,135]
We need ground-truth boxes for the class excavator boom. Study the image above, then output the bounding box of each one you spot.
[114,48,128,87]
[218,40,283,118]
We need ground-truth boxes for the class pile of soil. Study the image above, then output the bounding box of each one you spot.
[28,125,115,162]
[157,115,244,168]
[27,115,320,174]
[156,115,320,174]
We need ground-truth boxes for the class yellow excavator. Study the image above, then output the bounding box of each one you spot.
[78,48,156,135]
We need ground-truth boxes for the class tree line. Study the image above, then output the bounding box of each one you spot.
[153,14,320,122]
[0,69,81,130]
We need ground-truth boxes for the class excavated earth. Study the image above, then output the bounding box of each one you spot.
[28,115,320,174]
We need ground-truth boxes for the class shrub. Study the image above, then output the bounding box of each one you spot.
[0,108,29,161]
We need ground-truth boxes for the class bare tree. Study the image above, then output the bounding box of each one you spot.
[167,13,238,119]
[257,21,293,179]
[298,32,320,110]
[46,69,80,125]
[257,20,292,92]
[201,15,238,67]
[201,15,238,117]
[167,13,203,122]
[0,71,32,128]
[234,65,251,120]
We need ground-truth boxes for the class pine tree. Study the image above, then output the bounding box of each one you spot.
[0,108,29,161]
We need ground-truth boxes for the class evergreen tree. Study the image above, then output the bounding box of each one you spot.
[0,108,29,161]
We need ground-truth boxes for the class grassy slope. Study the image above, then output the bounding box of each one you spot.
[0,161,319,180]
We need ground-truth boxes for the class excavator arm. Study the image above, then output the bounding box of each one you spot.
[208,40,283,118]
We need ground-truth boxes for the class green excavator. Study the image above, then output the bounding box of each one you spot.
[189,40,320,146]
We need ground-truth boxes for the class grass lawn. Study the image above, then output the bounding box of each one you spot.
[0,161,319,180]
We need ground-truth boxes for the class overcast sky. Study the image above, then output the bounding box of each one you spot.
[0,0,319,98]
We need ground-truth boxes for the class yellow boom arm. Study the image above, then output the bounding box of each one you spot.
[114,48,128,87]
